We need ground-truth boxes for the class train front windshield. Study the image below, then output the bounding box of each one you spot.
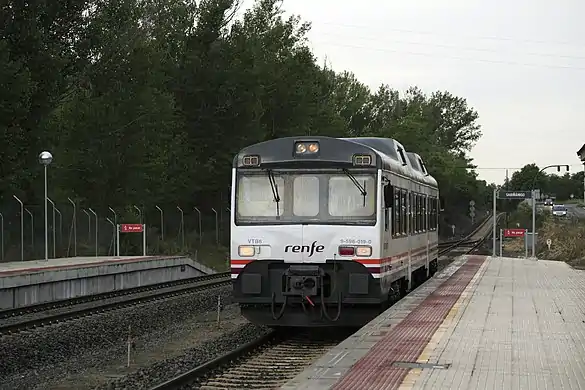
[235,170,377,225]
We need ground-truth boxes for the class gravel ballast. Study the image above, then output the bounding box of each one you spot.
[98,322,270,390]
[0,285,255,390]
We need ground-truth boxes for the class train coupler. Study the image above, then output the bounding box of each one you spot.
[282,265,324,298]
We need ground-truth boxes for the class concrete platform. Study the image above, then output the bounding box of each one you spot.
[282,255,585,390]
[0,255,216,310]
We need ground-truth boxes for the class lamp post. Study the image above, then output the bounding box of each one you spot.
[39,151,53,261]
[47,198,56,258]
[530,164,569,258]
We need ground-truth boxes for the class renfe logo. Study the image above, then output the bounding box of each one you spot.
[284,241,325,257]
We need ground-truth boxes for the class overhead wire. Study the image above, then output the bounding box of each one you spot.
[307,41,585,71]
[318,22,585,48]
[299,21,585,71]
[315,32,585,61]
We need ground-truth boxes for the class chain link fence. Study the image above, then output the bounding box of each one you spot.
[0,195,231,263]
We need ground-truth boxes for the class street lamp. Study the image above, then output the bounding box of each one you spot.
[39,151,53,261]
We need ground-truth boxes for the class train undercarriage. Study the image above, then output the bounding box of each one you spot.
[233,258,438,328]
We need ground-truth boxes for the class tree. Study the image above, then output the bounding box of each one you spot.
[0,0,495,259]
[507,164,583,201]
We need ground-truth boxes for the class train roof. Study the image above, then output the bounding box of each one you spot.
[343,138,437,187]
[233,136,437,186]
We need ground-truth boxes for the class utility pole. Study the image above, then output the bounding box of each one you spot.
[505,169,509,228]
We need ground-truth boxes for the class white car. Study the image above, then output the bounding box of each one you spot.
[552,205,567,217]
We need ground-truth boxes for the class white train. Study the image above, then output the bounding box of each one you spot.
[230,136,439,327]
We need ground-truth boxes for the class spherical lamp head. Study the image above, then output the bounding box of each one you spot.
[39,151,53,166]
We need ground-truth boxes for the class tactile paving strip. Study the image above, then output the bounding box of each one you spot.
[332,256,486,390]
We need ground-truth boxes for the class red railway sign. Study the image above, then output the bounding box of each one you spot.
[503,228,526,238]
[116,223,147,256]
[120,223,144,233]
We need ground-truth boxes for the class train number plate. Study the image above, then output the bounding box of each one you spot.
[339,238,372,245]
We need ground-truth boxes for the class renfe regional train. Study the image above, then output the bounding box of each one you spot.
[230,136,439,327]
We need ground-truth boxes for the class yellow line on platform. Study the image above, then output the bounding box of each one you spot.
[398,256,490,390]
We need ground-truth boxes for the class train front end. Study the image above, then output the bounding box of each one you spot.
[230,137,384,327]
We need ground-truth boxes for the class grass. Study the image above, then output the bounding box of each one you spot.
[499,203,585,267]
[537,217,585,268]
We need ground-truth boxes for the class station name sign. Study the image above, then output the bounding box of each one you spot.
[498,190,532,199]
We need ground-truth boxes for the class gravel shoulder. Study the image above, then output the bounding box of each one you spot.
[0,285,247,390]
[46,304,249,390]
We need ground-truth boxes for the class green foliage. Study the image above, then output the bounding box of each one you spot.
[538,217,585,267]
[0,0,492,261]
[507,164,584,201]
[505,202,546,231]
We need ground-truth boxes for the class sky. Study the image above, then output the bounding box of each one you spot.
[238,0,585,185]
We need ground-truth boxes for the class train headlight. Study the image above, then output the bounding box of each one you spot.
[308,143,319,153]
[238,245,255,257]
[356,246,372,257]
[353,154,372,166]
[294,141,319,155]
[242,155,260,166]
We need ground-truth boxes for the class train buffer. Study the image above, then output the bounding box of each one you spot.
[282,255,585,389]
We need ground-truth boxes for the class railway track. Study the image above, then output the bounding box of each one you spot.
[148,215,501,390]
[0,272,230,336]
[149,328,352,390]
[438,213,501,257]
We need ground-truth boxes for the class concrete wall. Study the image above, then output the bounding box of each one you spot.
[0,256,216,310]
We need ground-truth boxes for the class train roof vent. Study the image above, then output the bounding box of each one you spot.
[418,157,428,175]
[406,153,420,170]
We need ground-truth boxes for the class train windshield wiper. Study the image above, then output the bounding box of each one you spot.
[266,169,281,217]
[342,169,367,207]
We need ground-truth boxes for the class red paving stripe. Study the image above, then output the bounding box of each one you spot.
[332,255,486,390]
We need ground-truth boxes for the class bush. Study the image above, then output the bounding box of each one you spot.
[538,217,585,267]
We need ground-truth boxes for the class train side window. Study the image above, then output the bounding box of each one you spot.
[422,195,427,232]
[429,198,434,230]
[417,194,422,233]
[409,192,413,234]
[412,193,417,234]
[413,194,419,233]
[417,194,420,233]
[421,195,425,232]
[420,194,424,233]
[400,190,408,234]
[393,188,400,237]
[430,198,438,231]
